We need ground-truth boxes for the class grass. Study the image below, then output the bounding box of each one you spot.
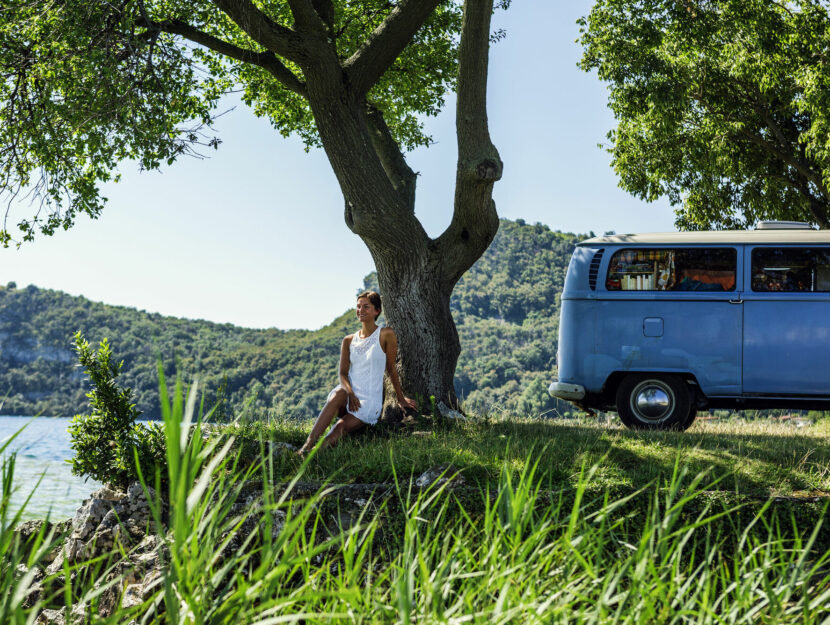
[227,415,830,497]
[3,395,830,623]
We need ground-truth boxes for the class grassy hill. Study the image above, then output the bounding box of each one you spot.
[0,219,581,419]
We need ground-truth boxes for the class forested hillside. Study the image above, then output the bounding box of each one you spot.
[0,219,580,419]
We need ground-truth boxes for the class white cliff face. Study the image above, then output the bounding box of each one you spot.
[0,338,74,365]
[0,333,78,409]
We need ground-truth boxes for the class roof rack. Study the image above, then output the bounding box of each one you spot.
[755,220,813,230]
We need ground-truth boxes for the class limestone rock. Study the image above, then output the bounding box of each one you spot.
[48,482,157,574]
[35,608,65,625]
[269,508,287,540]
[13,562,45,610]
[12,519,68,564]
[415,464,465,489]
[31,477,425,623]
[71,485,126,542]
[437,402,467,421]
[269,441,298,456]
[121,583,145,608]
[14,519,48,544]
[35,604,85,625]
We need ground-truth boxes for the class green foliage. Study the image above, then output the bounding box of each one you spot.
[0,219,580,419]
[0,0,463,245]
[67,332,164,489]
[579,0,830,229]
[452,220,578,415]
[0,1,224,245]
[232,1,462,151]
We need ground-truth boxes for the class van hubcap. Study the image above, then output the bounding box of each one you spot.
[631,381,674,422]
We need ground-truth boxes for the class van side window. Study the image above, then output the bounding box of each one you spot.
[606,248,737,291]
[751,247,830,292]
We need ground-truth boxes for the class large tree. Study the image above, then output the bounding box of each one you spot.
[579,0,830,230]
[0,0,504,416]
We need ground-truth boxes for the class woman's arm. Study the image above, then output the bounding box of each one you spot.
[381,328,417,413]
[339,335,360,412]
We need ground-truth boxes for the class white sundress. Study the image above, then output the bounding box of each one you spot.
[328,326,386,425]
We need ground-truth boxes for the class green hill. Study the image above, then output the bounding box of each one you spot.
[0,219,581,419]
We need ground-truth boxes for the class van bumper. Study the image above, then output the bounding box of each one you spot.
[548,381,586,401]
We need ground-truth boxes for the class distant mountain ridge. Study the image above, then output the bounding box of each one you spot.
[0,219,581,418]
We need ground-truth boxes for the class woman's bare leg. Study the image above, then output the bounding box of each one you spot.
[320,413,366,449]
[298,389,348,454]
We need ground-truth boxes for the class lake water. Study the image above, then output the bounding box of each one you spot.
[0,416,103,521]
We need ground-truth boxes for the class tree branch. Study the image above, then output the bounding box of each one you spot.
[311,0,335,32]
[436,0,501,289]
[806,194,830,229]
[344,0,443,96]
[211,0,307,63]
[364,104,417,209]
[285,0,326,33]
[740,129,830,201]
[779,169,830,228]
[143,18,307,95]
[693,86,830,208]
[761,114,829,199]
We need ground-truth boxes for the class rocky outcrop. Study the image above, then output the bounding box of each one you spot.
[437,402,467,422]
[46,483,159,572]
[14,518,70,564]
[16,482,165,622]
[415,464,465,489]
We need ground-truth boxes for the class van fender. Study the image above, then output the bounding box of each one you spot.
[602,371,706,408]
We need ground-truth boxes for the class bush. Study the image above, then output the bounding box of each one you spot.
[68,331,165,489]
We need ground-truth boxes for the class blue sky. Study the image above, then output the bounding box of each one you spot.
[1,1,675,330]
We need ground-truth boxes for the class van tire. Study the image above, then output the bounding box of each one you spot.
[683,408,698,429]
[616,375,693,431]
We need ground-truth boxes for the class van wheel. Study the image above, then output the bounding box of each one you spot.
[616,375,692,431]
[683,407,698,429]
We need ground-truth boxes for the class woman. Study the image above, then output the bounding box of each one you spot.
[298,291,417,455]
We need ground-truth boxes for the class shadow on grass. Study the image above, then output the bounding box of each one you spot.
[233,417,830,499]
[476,419,829,495]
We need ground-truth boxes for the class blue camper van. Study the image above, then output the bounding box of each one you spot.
[549,222,830,430]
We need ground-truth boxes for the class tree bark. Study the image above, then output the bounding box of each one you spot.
[374,251,461,419]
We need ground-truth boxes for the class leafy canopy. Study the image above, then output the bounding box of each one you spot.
[0,0,462,245]
[579,0,830,230]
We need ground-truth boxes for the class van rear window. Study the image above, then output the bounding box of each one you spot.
[751,247,830,292]
[606,248,737,291]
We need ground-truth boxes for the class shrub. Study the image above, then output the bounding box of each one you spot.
[68,331,165,489]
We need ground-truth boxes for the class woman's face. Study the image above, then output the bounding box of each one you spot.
[356,297,379,322]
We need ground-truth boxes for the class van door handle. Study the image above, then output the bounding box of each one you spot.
[729,298,743,304]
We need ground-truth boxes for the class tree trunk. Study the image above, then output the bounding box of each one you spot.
[280,0,500,423]
[373,250,461,421]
